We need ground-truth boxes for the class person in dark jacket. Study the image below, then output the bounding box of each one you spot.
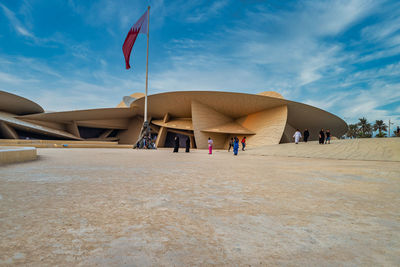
[185,137,190,152]
[325,129,331,144]
[319,129,325,144]
[303,129,309,142]
[173,136,180,152]
[228,138,234,152]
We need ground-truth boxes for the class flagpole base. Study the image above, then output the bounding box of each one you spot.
[133,120,153,149]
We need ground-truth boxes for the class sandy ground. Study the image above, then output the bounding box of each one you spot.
[248,138,400,161]
[0,143,399,266]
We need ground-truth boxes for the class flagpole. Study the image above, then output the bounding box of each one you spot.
[144,5,150,130]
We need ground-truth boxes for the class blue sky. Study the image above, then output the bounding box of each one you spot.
[1,0,399,130]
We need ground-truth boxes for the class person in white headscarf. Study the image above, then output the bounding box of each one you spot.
[293,129,302,144]
[208,137,213,154]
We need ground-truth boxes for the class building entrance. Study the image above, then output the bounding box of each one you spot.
[164,131,196,148]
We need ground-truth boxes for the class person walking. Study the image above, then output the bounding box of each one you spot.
[228,138,234,152]
[319,129,325,144]
[303,129,309,142]
[325,129,331,144]
[208,137,213,154]
[233,137,239,156]
[293,129,302,144]
[173,136,180,152]
[241,136,246,151]
[185,137,190,152]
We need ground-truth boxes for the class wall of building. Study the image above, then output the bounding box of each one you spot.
[118,116,143,144]
[0,122,18,139]
[236,105,288,147]
[280,123,297,143]
[191,101,232,149]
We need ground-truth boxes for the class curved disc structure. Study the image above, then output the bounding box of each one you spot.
[0,91,44,115]
[0,90,347,147]
[129,91,348,148]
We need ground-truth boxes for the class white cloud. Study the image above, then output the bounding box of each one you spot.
[304,0,376,36]
[361,1,400,43]
[67,0,151,30]
[362,18,400,43]
[298,45,343,86]
[0,54,141,111]
[186,0,229,23]
[305,81,400,127]
[339,82,400,125]
[223,0,378,90]
[0,71,34,85]
[348,62,400,83]
[357,46,400,63]
[14,25,33,38]
[0,3,34,38]
[0,2,70,48]
[15,57,63,78]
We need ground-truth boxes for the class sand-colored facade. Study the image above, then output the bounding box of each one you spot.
[0,90,347,148]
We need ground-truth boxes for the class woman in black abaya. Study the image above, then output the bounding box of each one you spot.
[173,136,180,152]
[185,137,190,153]
[319,129,325,144]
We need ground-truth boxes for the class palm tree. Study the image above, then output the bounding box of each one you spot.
[357,117,372,138]
[346,124,358,138]
[373,120,387,138]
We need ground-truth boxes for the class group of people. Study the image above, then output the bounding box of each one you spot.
[135,135,156,149]
[171,127,334,153]
[318,129,331,144]
[227,136,246,155]
[293,128,331,144]
[208,136,247,156]
[173,135,247,156]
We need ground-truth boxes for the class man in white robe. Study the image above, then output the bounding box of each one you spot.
[293,129,302,144]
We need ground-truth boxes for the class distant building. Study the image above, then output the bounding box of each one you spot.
[0,90,347,148]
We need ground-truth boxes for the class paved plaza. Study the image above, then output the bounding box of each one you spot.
[0,145,399,266]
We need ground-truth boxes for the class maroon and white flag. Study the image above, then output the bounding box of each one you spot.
[122,10,148,69]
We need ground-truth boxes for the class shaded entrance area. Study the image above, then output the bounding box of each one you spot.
[164,132,196,148]
[151,115,196,149]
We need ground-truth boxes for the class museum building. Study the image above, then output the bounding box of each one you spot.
[0,90,347,149]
